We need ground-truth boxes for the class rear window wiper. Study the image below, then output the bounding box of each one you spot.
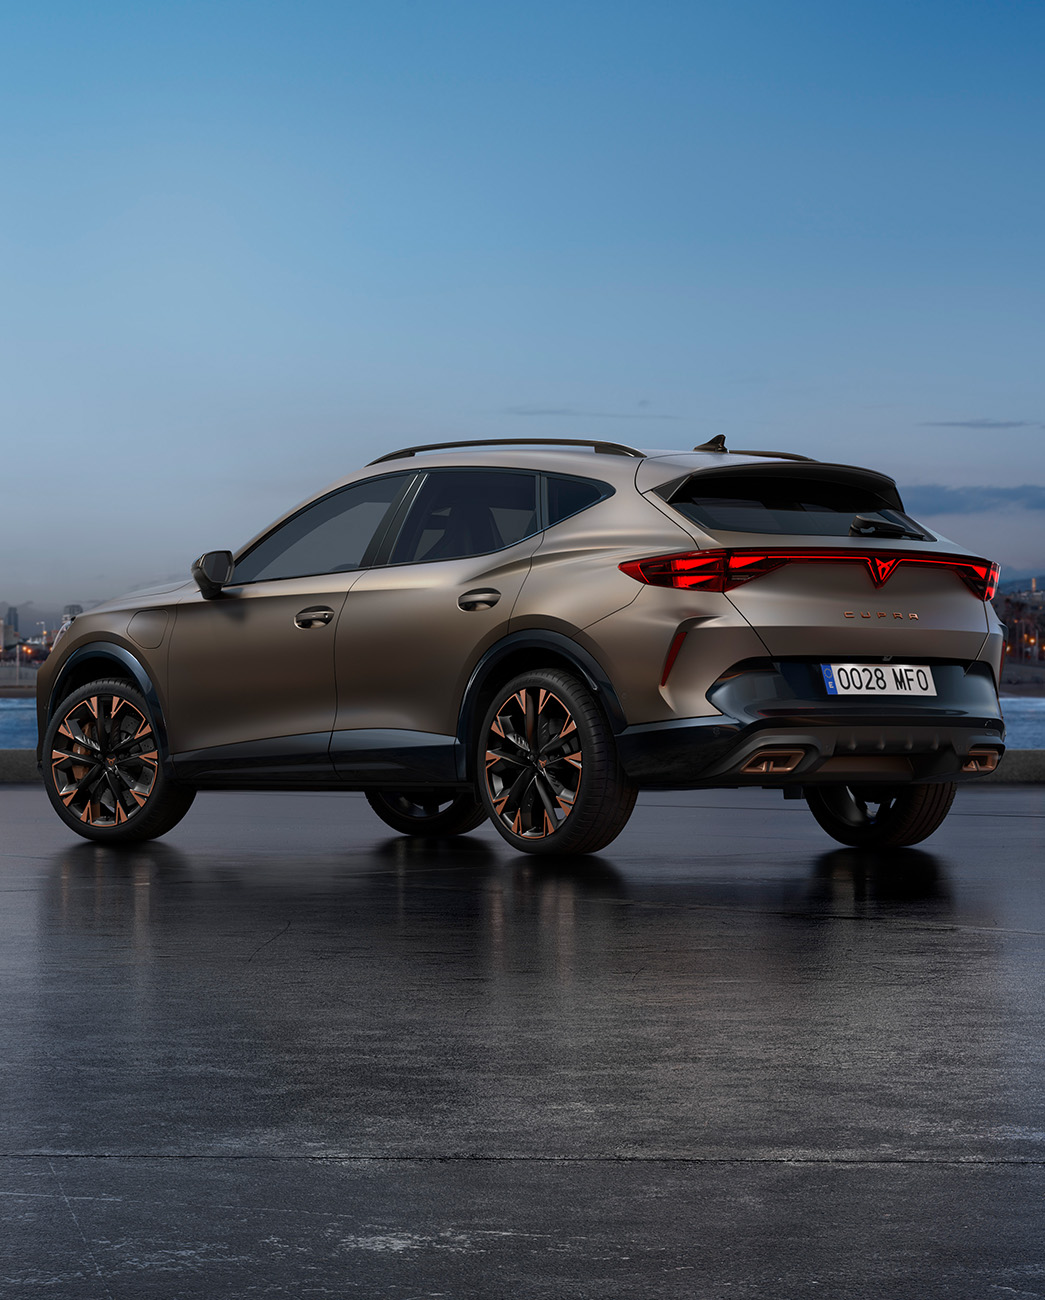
[849,513,925,541]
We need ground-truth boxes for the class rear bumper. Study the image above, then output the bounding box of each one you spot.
[617,659,1005,789]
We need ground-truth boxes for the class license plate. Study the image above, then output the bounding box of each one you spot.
[821,663,936,696]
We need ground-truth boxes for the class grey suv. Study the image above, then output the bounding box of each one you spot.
[37,437,1005,854]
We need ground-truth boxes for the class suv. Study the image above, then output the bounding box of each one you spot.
[37,437,1005,855]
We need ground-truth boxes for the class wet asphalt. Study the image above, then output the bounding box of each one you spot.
[2,782,1045,1298]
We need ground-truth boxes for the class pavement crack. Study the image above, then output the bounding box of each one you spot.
[245,920,291,962]
[48,1160,115,1300]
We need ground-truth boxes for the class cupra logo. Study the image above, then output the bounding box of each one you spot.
[844,611,920,620]
[867,555,900,584]
[846,554,919,617]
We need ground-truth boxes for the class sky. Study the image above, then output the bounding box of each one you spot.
[1,0,1043,621]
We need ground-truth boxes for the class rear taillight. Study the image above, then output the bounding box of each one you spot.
[620,549,1000,600]
[978,561,1001,601]
[619,552,728,591]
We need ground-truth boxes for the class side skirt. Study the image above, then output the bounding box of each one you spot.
[173,729,464,790]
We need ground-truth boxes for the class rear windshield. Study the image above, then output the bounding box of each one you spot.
[662,474,932,539]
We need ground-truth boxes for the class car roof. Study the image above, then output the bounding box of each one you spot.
[236,440,896,556]
[358,441,894,493]
[354,441,812,487]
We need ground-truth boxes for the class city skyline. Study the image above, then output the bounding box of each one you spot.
[1,1,1042,605]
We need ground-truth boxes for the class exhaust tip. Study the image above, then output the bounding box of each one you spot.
[741,748,806,775]
[962,748,1001,774]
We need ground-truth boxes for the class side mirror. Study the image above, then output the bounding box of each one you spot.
[191,550,234,600]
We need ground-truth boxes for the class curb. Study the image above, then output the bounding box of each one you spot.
[0,751,38,782]
[1,749,1043,785]
[0,754,38,780]
[978,749,1045,783]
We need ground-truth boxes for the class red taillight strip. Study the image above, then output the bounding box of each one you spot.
[619,549,1000,600]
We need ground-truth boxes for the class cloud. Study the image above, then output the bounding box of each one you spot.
[504,405,680,421]
[903,484,1045,515]
[919,419,1043,430]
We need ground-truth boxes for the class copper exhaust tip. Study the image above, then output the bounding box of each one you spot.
[741,748,806,775]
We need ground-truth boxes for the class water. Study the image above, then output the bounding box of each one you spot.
[4,694,1044,750]
[1001,697,1045,751]
[1,699,37,749]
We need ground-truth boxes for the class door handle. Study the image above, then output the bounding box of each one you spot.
[458,588,501,611]
[294,606,335,629]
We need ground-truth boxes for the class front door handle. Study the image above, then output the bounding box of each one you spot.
[294,606,335,629]
[458,588,501,612]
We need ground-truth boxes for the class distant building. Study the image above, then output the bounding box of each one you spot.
[62,604,83,620]
[6,606,18,635]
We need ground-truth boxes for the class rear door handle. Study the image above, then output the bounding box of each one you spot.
[294,606,335,629]
[458,588,501,611]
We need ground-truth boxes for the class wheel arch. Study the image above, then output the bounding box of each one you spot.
[456,631,626,783]
[41,643,174,775]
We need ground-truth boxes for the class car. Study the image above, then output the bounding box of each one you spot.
[36,436,1005,854]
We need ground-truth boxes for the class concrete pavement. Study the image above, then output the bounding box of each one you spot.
[1,783,1045,1297]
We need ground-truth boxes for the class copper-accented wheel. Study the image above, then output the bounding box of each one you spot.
[478,669,636,855]
[43,679,195,843]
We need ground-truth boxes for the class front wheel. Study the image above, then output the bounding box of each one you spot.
[805,782,957,848]
[42,678,195,844]
[365,789,486,836]
[478,669,636,855]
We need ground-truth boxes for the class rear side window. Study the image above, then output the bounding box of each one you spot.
[390,470,539,564]
[234,474,410,583]
[662,474,931,539]
[545,475,611,526]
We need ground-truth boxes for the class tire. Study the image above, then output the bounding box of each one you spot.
[805,782,957,848]
[42,678,195,844]
[365,789,486,836]
[477,669,636,855]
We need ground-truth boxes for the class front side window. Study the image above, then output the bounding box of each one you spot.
[390,470,539,564]
[234,474,410,583]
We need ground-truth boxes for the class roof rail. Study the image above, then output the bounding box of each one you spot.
[368,437,645,465]
[693,435,815,463]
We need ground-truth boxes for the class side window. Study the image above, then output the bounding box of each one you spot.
[546,475,611,525]
[233,474,410,583]
[390,470,539,565]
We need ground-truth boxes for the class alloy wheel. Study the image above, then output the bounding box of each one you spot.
[805,781,957,848]
[483,687,582,839]
[50,693,159,827]
[365,788,486,836]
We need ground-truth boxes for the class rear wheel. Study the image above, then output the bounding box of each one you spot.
[43,679,195,844]
[365,789,485,837]
[478,669,636,855]
[805,782,957,848]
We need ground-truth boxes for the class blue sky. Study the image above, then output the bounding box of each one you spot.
[1,0,1043,613]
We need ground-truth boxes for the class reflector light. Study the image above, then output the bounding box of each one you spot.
[660,630,689,686]
[619,549,1000,600]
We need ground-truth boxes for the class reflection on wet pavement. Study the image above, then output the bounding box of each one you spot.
[2,784,1044,1297]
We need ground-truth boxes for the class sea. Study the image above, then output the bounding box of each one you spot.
[3,695,1044,750]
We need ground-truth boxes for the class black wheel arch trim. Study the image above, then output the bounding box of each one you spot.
[41,642,174,777]
[456,630,627,781]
